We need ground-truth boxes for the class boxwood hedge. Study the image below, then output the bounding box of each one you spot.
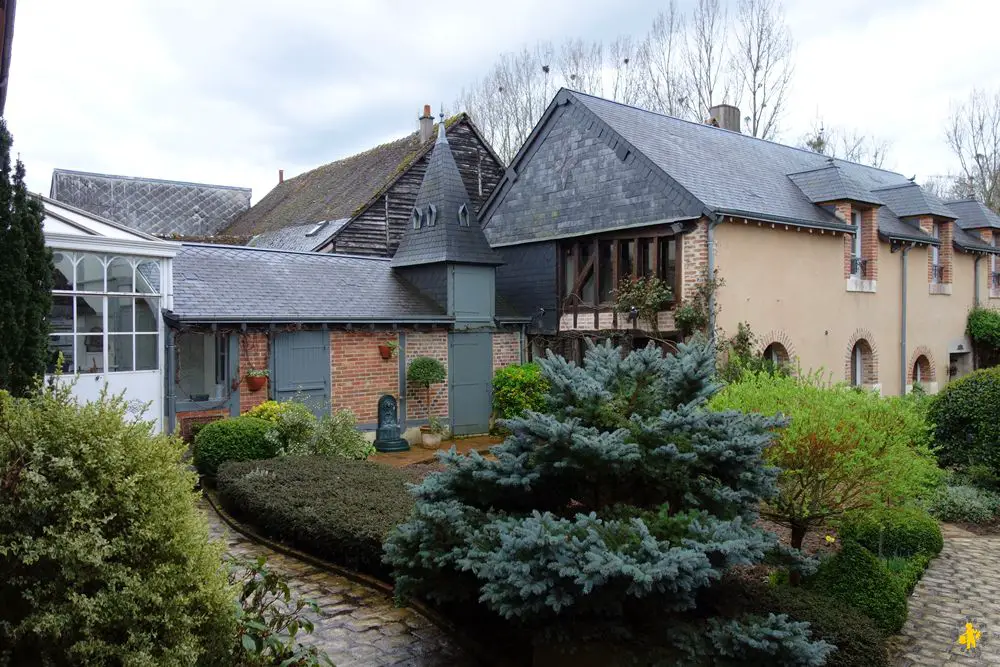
[216,456,419,579]
[193,416,275,478]
[928,367,1000,474]
[838,505,942,559]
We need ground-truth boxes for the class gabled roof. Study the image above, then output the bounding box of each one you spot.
[40,195,180,257]
[391,124,502,268]
[49,169,251,237]
[787,164,883,206]
[870,182,956,219]
[946,199,1000,231]
[249,218,349,252]
[953,226,998,253]
[169,244,449,324]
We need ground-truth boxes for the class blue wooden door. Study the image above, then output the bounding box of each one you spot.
[272,331,330,418]
[448,332,493,436]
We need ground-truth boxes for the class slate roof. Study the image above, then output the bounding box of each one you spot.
[946,199,1000,231]
[248,218,349,252]
[49,169,251,237]
[953,226,997,253]
[787,164,883,206]
[391,124,502,268]
[870,182,956,219]
[169,244,449,323]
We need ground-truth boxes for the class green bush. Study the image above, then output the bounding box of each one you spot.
[928,367,1000,473]
[0,385,234,666]
[838,505,942,558]
[217,456,418,579]
[710,372,941,549]
[967,306,1000,348]
[926,484,1000,523]
[406,356,446,387]
[312,410,375,460]
[194,416,275,477]
[262,402,317,456]
[806,542,908,634]
[884,554,931,596]
[492,362,548,421]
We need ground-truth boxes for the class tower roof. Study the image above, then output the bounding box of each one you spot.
[391,123,502,267]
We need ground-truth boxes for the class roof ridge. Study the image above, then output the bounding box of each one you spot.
[51,168,251,193]
[870,182,918,192]
[180,242,391,261]
[786,164,841,177]
[564,88,907,177]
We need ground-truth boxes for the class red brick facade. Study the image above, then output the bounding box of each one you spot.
[838,202,878,280]
[844,328,879,387]
[405,331,449,421]
[330,331,400,424]
[492,331,521,371]
[176,408,228,441]
[680,219,709,302]
[918,217,953,285]
[238,332,269,413]
[907,346,937,384]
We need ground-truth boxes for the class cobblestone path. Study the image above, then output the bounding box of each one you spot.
[896,530,1000,665]
[202,501,474,667]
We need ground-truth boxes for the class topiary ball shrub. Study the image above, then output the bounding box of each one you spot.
[406,356,446,388]
[928,366,1000,473]
[194,416,275,478]
[838,505,943,558]
[0,385,234,666]
[926,484,1000,524]
[216,456,419,579]
[806,541,908,634]
[492,362,548,422]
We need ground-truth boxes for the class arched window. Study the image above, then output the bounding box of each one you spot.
[762,342,789,366]
[912,355,931,386]
[850,339,874,387]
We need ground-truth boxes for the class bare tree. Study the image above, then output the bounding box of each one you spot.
[608,35,647,107]
[641,1,692,117]
[556,38,604,96]
[946,88,1000,211]
[730,0,793,139]
[685,0,734,121]
[800,116,891,168]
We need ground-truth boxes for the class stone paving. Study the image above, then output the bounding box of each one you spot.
[896,529,1000,665]
[202,501,475,667]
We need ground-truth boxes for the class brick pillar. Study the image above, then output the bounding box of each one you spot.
[836,202,854,279]
[238,332,269,413]
[492,331,521,371]
[861,207,878,280]
[919,216,951,284]
[680,219,710,302]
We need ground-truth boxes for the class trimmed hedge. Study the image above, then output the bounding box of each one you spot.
[838,505,942,558]
[216,456,419,579]
[885,554,931,596]
[193,416,274,478]
[928,367,1000,473]
[806,542,908,634]
[492,362,548,421]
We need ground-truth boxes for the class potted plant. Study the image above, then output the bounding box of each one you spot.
[420,415,447,449]
[245,368,269,392]
[377,339,398,360]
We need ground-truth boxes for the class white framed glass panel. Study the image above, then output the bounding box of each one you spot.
[47,335,74,373]
[136,334,158,371]
[108,297,133,333]
[53,252,74,290]
[135,297,158,332]
[76,254,105,292]
[109,334,133,372]
[49,295,74,333]
[76,335,104,373]
[136,261,160,294]
[107,257,133,292]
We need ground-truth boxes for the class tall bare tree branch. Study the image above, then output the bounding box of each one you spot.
[946,88,1000,211]
[731,0,793,139]
[685,0,733,121]
[641,1,692,117]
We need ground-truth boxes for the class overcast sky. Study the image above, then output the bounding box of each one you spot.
[8,0,1000,204]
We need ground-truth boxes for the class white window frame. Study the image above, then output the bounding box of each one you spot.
[852,343,863,387]
[931,223,941,283]
[851,211,862,275]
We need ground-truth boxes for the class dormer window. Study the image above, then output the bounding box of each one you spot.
[411,209,421,230]
[458,203,470,227]
[930,223,942,283]
[850,210,863,277]
[427,204,437,227]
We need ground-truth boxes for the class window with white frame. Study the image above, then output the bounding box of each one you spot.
[176,332,230,402]
[931,223,942,283]
[851,211,862,276]
[47,251,162,374]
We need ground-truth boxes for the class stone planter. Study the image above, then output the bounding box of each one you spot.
[420,427,442,449]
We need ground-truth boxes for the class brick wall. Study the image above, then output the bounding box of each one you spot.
[493,331,521,370]
[238,332,269,413]
[839,203,878,279]
[844,329,879,388]
[176,408,228,441]
[330,331,400,424]
[680,219,709,302]
[405,331,449,421]
[919,216,953,284]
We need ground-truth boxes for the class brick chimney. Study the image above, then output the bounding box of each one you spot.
[708,104,741,133]
[418,104,434,143]
[278,169,284,184]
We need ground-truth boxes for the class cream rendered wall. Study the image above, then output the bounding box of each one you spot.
[713,220,981,395]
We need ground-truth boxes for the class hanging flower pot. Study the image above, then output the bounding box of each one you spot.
[245,369,268,392]
[378,340,398,360]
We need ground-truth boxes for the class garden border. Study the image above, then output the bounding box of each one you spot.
[202,488,507,667]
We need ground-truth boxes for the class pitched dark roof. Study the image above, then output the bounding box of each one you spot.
[787,164,883,206]
[870,182,956,219]
[249,218,349,252]
[391,125,502,268]
[222,115,477,239]
[953,226,999,253]
[49,169,251,237]
[876,207,936,244]
[169,244,449,324]
[946,199,1000,231]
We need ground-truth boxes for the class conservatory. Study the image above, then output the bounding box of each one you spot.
[41,196,178,431]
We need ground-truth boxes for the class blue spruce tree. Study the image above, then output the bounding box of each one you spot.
[384,339,832,665]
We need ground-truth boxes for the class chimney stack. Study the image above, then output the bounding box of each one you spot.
[418,104,434,143]
[278,169,284,184]
[707,104,741,133]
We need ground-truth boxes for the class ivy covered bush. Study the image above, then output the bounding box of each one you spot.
[711,372,941,550]
[194,415,275,478]
[928,367,1000,474]
[967,306,1000,348]
[0,385,234,665]
[385,340,834,664]
[491,362,548,422]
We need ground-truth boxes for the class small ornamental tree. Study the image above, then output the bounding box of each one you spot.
[385,340,832,663]
[0,121,53,397]
[406,356,446,419]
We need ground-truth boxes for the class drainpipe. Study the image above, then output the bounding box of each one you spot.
[899,243,913,395]
[165,328,176,434]
[975,255,983,306]
[707,212,722,339]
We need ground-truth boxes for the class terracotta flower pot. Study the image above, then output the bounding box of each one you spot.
[246,375,267,392]
[378,344,393,360]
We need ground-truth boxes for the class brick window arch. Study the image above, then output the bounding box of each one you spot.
[758,330,796,367]
[845,330,878,387]
[907,346,936,386]
[763,342,789,365]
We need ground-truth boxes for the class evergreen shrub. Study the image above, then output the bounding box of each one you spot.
[926,484,1000,523]
[385,339,833,662]
[0,385,234,666]
[884,554,931,596]
[491,362,548,421]
[928,367,1000,474]
[806,542,908,634]
[194,416,274,477]
[312,410,375,460]
[966,306,1000,348]
[217,456,417,579]
[838,505,942,558]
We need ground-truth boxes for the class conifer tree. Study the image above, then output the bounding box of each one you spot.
[0,121,52,396]
[385,340,832,664]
